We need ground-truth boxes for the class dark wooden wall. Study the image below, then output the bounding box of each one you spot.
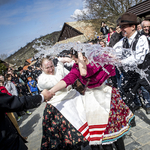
[127,0,150,18]
[58,23,83,42]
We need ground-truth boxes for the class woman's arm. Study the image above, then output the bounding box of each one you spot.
[58,57,72,64]
[78,52,87,76]
[56,57,73,76]
[49,62,80,96]
[49,80,67,95]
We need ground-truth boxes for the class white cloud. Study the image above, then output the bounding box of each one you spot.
[71,8,89,19]
[73,9,83,16]
[60,25,63,29]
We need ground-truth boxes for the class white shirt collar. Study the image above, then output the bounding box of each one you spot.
[128,31,137,45]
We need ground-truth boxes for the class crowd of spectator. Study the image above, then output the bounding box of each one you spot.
[97,19,150,49]
[0,64,42,121]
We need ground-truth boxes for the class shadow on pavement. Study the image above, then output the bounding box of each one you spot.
[134,109,150,125]
[16,108,37,125]
[19,114,41,137]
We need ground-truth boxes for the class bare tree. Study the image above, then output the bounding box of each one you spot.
[72,0,144,23]
[0,53,8,60]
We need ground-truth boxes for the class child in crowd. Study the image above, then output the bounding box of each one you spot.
[27,76,39,96]
[100,40,106,47]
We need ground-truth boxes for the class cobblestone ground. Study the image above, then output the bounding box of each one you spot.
[18,103,150,150]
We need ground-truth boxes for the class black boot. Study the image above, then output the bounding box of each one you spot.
[102,144,113,150]
[114,137,125,150]
[82,141,89,148]
[130,116,136,127]
[90,145,100,150]
[143,103,150,114]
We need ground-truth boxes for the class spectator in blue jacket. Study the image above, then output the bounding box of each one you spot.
[27,76,39,96]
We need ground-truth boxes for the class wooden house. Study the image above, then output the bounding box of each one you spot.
[126,0,150,20]
[56,19,115,44]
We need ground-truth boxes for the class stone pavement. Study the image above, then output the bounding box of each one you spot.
[17,102,46,150]
[18,103,150,150]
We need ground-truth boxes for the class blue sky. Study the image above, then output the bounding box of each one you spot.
[0,0,83,56]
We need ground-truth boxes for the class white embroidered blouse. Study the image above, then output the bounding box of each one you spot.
[37,61,69,91]
[113,31,149,66]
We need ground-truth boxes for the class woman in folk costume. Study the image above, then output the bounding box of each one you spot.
[38,56,88,150]
[48,49,134,150]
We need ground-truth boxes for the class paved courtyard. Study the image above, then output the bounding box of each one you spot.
[18,103,150,150]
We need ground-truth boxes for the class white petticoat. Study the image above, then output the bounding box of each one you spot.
[48,83,112,145]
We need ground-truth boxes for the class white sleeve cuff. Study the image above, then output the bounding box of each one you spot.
[40,94,44,103]
[58,57,63,62]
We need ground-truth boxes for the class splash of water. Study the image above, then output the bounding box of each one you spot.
[33,42,149,82]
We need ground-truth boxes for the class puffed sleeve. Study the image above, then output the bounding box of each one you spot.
[55,61,69,79]
[62,64,80,87]
[37,73,58,91]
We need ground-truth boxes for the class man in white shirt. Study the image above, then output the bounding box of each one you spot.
[113,13,150,115]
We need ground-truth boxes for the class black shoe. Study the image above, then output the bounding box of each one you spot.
[130,117,136,127]
[91,145,100,150]
[134,105,141,111]
[143,103,150,114]
[82,141,89,147]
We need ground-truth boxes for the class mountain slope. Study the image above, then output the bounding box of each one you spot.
[5,31,61,68]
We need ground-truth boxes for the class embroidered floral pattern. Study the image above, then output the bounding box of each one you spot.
[104,87,133,135]
[41,104,87,150]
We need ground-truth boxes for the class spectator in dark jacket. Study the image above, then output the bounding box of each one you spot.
[100,21,109,39]
[109,26,123,47]
[0,89,54,150]
[18,67,29,95]
[137,23,142,33]
[108,26,123,89]
[141,20,150,36]
[141,20,150,45]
